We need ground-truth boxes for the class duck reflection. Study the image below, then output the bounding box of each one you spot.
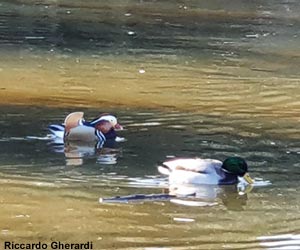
[51,139,122,166]
[167,183,252,210]
[100,182,253,210]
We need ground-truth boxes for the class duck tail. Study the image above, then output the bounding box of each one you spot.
[157,162,171,176]
[48,124,65,138]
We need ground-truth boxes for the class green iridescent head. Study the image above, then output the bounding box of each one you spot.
[222,157,248,176]
[222,157,254,184]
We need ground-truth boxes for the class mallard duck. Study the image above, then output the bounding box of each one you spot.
[48,112,123,146]
[158,157,253,185]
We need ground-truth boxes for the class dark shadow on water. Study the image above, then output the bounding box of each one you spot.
[100,182,252,211]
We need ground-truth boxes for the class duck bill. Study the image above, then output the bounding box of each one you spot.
[243,173,254,184]
[114,123,123,131]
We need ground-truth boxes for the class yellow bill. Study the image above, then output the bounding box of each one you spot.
[243,173,254,184]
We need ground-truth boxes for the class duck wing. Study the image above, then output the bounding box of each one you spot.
[160,158,222,174]
[64,112,84,133]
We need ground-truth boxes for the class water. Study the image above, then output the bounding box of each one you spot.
[0,106,299,249]
[0,0,300,249]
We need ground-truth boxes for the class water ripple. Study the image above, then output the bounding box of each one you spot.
[258,234,300,250]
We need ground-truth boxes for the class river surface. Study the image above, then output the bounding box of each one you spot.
[0,1,300,250]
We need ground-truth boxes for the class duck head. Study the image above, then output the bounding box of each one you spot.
[89,114,123,136]
[222,157,254,184]
[98,114,123,131]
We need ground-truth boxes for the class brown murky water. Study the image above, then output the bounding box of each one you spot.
[0,1,300,249]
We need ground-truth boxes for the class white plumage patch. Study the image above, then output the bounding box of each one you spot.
[158,158,223,185]
[162,158,222,172]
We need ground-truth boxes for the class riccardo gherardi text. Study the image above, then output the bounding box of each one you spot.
[4,241,93,249]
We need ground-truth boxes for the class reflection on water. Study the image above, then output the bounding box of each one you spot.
[0,0,300,249]
[0,0,300,124]
[0,106,299,249]
[99,183,252,210]
[52,141,121,166]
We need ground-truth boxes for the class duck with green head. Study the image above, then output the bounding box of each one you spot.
[158,157,254,185]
